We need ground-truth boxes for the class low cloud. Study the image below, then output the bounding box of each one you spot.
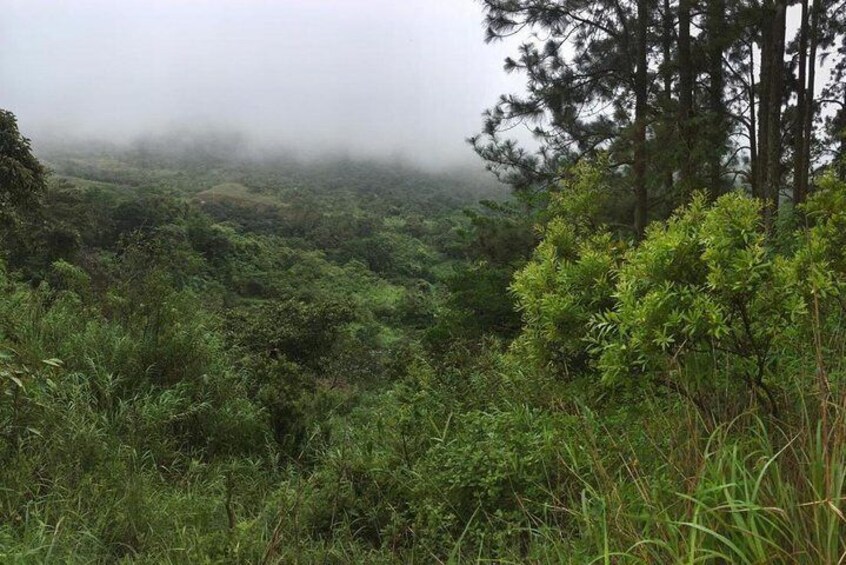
[0,0,526,169]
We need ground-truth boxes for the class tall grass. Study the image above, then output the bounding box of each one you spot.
[556,388,846,564]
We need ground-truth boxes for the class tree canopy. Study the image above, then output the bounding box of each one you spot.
[0,109,46,219]
[473,0,846,232]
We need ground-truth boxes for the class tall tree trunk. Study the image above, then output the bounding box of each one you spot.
[678,0,694,191]
[757,8,773,200]
[634,0,649,235]
[841,87,846,180]
[707,0,725,199]
[748,38,759,194]
[793,0,809,205]
[802,0,820,195]
[841,88,846,180]
[764,1,787,226]
[662,0,675,195]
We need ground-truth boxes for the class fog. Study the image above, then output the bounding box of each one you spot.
[0,0,524,168]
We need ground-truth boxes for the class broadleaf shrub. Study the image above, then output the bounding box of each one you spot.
[592,193,805,411]
[511,162,624,375]
[512,176,846,413]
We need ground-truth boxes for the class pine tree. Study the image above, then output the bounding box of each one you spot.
[472,0,659,231]
[474,0,845,229]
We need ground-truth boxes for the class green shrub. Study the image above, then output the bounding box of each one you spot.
[796,172,846,305]
[591,193,805,412]
[513,225,621,375]
[510,161,624,376]
[411,405,577,555]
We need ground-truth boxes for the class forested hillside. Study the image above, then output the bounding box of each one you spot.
[2,0,846,563]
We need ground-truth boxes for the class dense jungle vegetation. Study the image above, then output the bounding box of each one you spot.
[2,0,846,563]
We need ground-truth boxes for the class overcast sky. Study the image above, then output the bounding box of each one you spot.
[0,0,525,167]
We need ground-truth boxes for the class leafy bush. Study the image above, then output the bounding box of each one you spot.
[411,405,577,554]
[592,193,805,412]
[513,224,621,375]
[796,172,846,300]
[510,161,625,375]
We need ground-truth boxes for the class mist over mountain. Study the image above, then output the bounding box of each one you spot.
[1,0,526,169]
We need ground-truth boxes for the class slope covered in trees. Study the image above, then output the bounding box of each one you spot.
[2,0,846,561]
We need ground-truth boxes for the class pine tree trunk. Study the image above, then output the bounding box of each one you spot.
[757,8,773,200]
[662,0,675,195]
[634,0,649,235]
[793,0,809,205]
[841,88,846,180]
[707,0,725,199]
[802,0,820,196]
[748,39,759,194]
[678,0,694,191]
[764,0,787,224]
